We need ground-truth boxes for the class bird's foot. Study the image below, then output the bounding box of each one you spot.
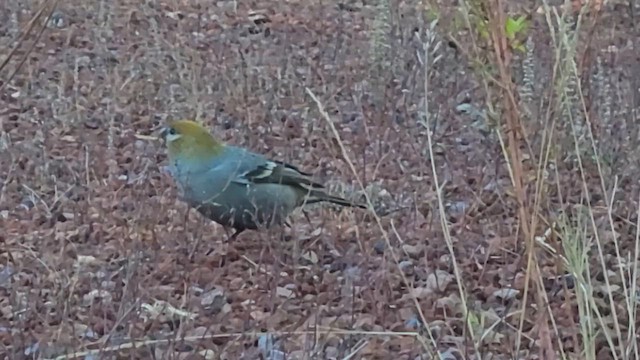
[219,227,245,243]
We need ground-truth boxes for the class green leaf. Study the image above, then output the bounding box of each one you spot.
[505,15,528,40]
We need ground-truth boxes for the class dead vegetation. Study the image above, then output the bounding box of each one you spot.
[1,0,639,359]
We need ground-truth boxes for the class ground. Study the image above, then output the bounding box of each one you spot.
[1,0,639,359]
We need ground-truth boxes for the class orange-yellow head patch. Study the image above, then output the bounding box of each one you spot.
[163,120,224,159]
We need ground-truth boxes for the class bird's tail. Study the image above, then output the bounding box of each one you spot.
[304,191,367,209]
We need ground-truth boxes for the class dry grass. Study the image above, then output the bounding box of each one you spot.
[1,0,639,359]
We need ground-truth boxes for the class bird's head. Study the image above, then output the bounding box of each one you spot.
[162,120,224,161]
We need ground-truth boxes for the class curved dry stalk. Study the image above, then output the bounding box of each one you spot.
[0,0,59,93]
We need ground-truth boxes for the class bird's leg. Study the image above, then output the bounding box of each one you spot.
[222,226,232,241]
[229,228,244,241]
[205,226,236,256]
[301,209,313,226]
[221,226,243,241]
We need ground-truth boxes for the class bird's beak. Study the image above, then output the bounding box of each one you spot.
[155,126,173,146]
[159,127,168,141]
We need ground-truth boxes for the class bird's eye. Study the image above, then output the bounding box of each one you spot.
[168,128,177,135]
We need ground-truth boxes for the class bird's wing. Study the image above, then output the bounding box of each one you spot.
[223,147,366,209]
[228,148,324,190]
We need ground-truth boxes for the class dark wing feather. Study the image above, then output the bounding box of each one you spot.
[239,160,325,190]
[231,151,366,209]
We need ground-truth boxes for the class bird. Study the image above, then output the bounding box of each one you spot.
[161,119,366,240]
